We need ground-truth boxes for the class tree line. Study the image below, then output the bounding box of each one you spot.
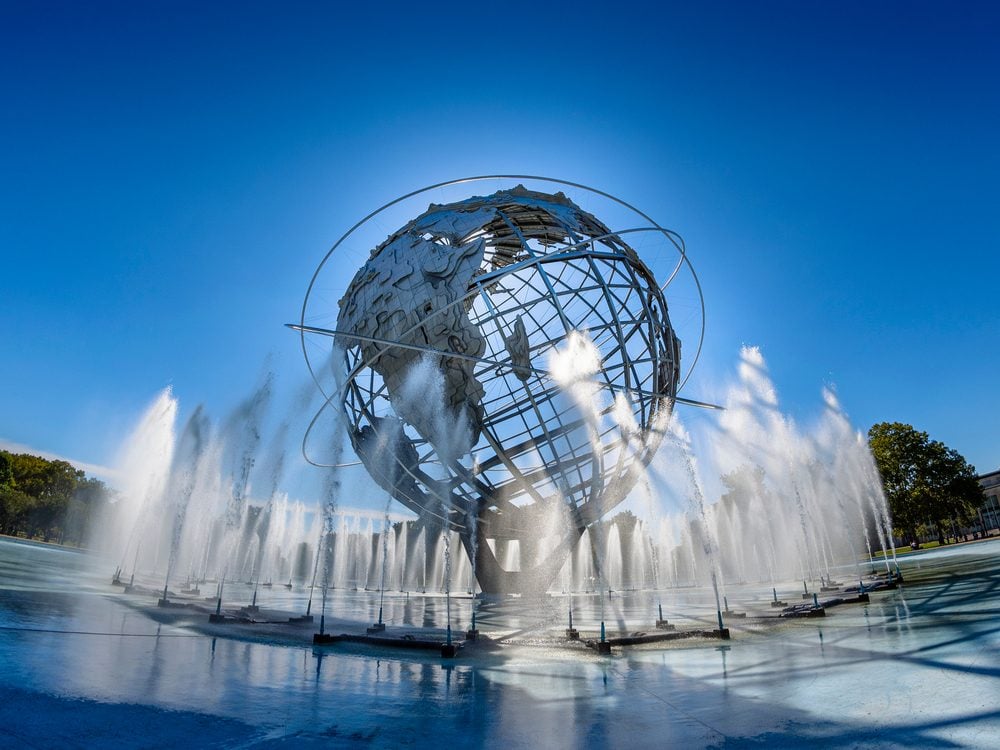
[0,450,111,545]
[868,422,986,547]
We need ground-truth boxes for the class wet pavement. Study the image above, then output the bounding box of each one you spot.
[1,537,998,748]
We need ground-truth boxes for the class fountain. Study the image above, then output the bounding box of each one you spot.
[85,178,900,661]
[87,342,897,650]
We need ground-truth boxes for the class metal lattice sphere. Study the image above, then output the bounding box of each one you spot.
[299,180,694,593]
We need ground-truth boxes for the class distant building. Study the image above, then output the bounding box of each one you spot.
[978,469,1000,535]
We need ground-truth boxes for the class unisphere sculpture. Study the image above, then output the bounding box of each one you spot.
[299,180,694,594]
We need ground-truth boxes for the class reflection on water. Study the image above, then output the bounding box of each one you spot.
[1,537,999,748]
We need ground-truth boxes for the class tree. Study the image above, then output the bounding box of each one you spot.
[7,454,82,540]
[0,452,13,488]
[868,422,983,546]
[0,450,95,542]
[63,477,111,545]
[0,485,36,535]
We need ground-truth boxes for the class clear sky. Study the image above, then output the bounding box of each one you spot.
[2,1,998,481]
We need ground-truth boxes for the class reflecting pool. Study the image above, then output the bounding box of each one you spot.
[1,538,998,748]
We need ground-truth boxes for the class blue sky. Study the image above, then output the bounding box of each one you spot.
[2,1,998,479]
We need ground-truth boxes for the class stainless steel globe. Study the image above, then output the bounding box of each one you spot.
[296,179,699,594]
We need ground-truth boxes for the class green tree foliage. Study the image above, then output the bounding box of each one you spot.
[867,423,983,545]
[64,477,112,545]
[0,452,14,487]
[0,485,35,535]
[0,450,109,543]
